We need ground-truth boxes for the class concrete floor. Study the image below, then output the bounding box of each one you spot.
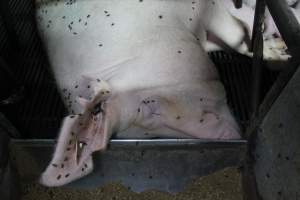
[21,167,242,200]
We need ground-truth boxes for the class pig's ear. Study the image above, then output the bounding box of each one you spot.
[40,115,93,186]
[40,78,113,187]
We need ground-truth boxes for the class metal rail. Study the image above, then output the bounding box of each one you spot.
[250,0,266,120]
[11,138,247,149]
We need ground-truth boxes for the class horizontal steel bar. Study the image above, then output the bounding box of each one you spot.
[11,139,247,149]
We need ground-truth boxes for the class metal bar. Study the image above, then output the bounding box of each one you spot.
[265,0,300,61]
[243,1,266,200]
[11,138,247,150]
[250,0,265,119]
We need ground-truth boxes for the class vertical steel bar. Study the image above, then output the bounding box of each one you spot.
[242,1,266,200]
[250,0,265,119]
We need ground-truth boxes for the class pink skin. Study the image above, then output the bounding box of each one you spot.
[37,0,242,186]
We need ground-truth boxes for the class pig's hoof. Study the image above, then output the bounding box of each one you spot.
[263,38,291,61]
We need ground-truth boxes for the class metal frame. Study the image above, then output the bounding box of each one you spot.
[244,0,300,199]
[12,138,247,149]
[249,0,300,133]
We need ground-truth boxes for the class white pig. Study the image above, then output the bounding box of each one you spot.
[36,0,242,186]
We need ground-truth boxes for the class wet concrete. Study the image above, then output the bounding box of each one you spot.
[21,167,242,200]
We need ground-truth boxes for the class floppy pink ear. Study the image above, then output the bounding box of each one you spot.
[40,78,114,187]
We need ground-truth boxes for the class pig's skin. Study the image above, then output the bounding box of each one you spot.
[36,0,241,187]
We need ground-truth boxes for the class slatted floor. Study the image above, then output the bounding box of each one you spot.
[0,0,278,139]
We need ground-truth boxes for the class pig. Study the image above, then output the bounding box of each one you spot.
[242,0,299,39]
[243,0,299,9]
[36,0,243,187]
[218,0,300,61]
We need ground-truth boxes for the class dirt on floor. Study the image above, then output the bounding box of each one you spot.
[21,167,242,200]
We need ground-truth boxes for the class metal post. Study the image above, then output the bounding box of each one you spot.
[242,1,266,200]
[250,0,266,119]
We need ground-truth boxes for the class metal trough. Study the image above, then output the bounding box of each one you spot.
[10,139,246,193]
